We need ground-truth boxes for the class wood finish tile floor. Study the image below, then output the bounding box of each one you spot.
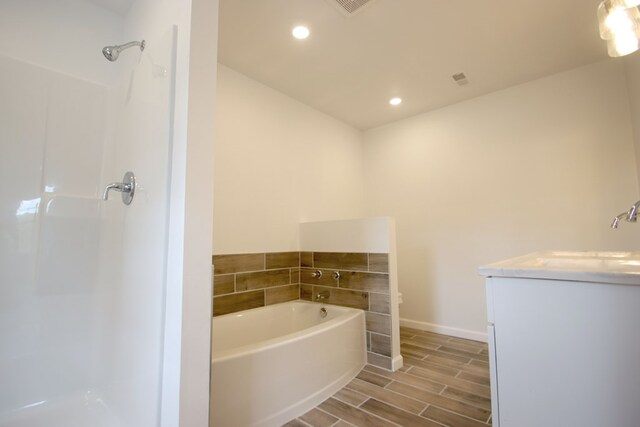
[283,327,491,427]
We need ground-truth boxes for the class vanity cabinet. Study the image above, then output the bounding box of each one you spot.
[480,252,640,427]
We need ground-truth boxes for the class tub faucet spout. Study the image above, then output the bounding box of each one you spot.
[316,290,330,301]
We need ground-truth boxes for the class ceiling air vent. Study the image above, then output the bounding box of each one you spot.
[452,72,470,86]
[327,0,377,16]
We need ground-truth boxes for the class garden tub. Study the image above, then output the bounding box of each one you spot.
[210,301,366,427]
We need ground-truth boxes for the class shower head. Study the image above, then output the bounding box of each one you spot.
[102,40,145,62]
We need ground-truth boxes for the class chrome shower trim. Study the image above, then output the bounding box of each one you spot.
[102,40,146,62]
[103,171,136,205]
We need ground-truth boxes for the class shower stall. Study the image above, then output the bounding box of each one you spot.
[0,0,215,426]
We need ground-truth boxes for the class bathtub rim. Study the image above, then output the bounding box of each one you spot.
[211,301,364,363]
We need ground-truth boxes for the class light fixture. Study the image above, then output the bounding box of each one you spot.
[598,0,640,57]
[607,30,639,56]
[616,0,640,7]
[292,26,310,40]
[389,97,402,106]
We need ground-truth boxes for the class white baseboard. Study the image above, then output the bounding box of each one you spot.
[400,318,488,343]
[391,355,404,372]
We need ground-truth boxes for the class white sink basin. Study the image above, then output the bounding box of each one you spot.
[479,251,640,285]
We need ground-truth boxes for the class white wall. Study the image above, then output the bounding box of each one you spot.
[299,217,391,253]
[213,65,365,254]
[624,54,640,192]
[364,59,640,339]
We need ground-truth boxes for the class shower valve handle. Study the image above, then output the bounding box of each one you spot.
[103,171,136,205]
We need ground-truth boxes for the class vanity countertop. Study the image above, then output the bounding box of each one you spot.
[479,251,640,285]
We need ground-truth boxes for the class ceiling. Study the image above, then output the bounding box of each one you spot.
[218,0,608,130]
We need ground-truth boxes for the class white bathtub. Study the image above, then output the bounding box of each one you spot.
[210,301,366,427]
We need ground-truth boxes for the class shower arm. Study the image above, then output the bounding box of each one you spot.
[118,40,145,51]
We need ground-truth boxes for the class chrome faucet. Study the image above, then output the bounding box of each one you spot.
[611,199,640,228]
[627,200,640,222]
[611,212,629,229]
[316,290,330,301]
[103,171,136,205]
[102,182,129,200]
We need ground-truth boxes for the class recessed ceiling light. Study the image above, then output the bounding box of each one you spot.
[389,97,402,106]
[292,26,310,40]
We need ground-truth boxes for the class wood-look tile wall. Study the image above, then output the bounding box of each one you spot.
[212,251,393,370]
[212,252,300,316]
[299,252,392,370]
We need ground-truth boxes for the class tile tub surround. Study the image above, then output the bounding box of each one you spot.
[212,252,301,316]
[299,252,392,370]
[212,251,392,369]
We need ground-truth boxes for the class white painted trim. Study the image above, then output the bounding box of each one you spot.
[400,318,488,343]
[386,219,402,375]
[391,355,404,372]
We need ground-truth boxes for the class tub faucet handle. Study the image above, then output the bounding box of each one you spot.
[332,271,340,280]
[311,270,323,278]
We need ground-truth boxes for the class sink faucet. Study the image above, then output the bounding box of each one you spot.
[627,200,640,222]
[611,199,640,228]
[611,212,629,229]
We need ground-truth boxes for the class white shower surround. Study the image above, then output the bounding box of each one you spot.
[0,0,216,426]
[211,301,366,427]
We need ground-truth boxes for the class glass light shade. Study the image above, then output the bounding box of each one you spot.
[598,1,640,40]
[607,31,640,56]
[608,0,640,9]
